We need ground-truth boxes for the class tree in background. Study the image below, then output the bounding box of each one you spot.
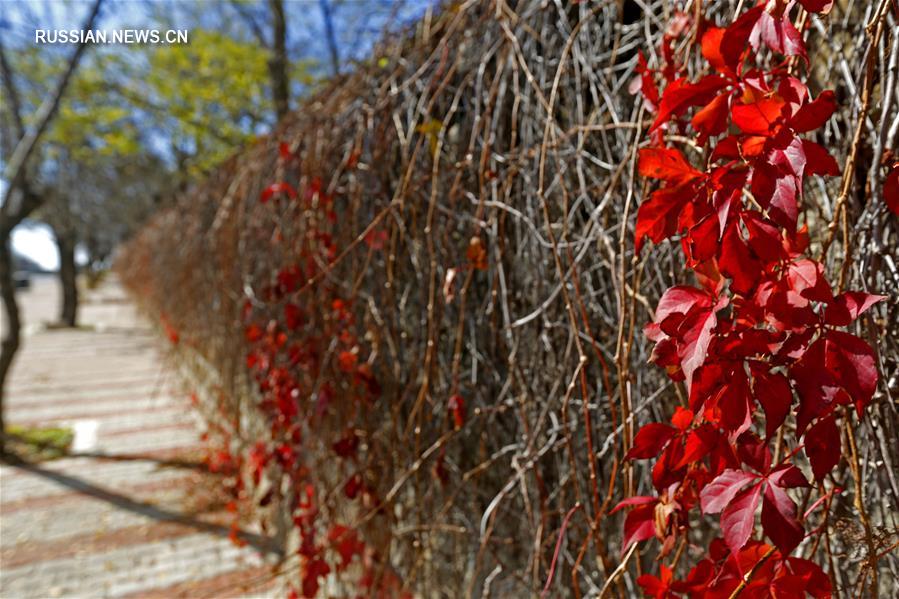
[0,0,103,452]
[0,0,432,449]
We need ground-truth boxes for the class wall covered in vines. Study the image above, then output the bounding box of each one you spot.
[119,0,899,596]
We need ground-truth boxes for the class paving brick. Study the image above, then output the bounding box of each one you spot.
[0,277,276,598]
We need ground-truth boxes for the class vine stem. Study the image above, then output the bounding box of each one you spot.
[844,406,879,597]
[598,542,638,598]
[819,0,891,262]
[540,502,582,598]
[726,546,777,599]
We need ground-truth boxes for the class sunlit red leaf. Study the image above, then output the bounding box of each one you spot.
[701,27,729,74]
[691,93,731,142]
[638,147,703,183]
[635,183,697,252]
[732,98,785,135]
[650,75,728,132]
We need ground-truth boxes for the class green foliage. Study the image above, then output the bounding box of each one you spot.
[142,29,274,175]
[3,26,291,179]
[7,424,74,461]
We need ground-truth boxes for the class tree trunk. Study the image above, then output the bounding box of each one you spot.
[268,0,290,121]
[318,0,340,78]
[0,0,103,450]
[56,231,78,327]
[0,236,21,454]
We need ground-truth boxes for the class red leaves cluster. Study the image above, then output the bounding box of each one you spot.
[623,2,885,595]
[240,172,398,597]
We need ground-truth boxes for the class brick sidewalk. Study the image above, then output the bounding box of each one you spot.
[0,276,280,598]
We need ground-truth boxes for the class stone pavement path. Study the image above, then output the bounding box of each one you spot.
[0,276,279,598]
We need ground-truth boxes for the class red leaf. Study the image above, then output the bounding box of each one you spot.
[679,310,720,388]
[332,430,359,458]
[885,164,899,215]
[790,338,832,432]
[623,503,657,551]
[364,229,388,250]
[701,468,759,514]
[284,303,303,330]
[650,75,728,132]
[638,147,703,183]
[337,350,358,373]
[750,366,793,439]
[719,220,762,295]
[676,425,718,468]
[802,140,840,177]
[721,7,763,71]
[646,286,724,389]
[761,481,804,554]
[701,27,729,74]
[635,183,697,252]
[245,323,263,343]
[260,182,297,203]
[825,331,879,415]
[750,10,807,60]
[637,565,675,599]
[784,558,833,597]
[626,422,678,460]
[328,525,365,570]
[302,558,330,598]
[635,51,660,110]
[718,371,754,435]
[691,93,731,142]
[732,98,785,135]
[792,332,878,431]
[786,259,833,304]
[736,431,772,473]
[788,91,837,133]
[670,406,694,430]
[344,473,363,499]
[770,464,811,489]
[611,495,657,513]
[825,291,884,326]
[743,212,787,264]
[804,414,840,481]
[721,483,763,554]
[798,0,833,13]
[448,394,466,430]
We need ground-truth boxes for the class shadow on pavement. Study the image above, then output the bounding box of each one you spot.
[1,453,283,558]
